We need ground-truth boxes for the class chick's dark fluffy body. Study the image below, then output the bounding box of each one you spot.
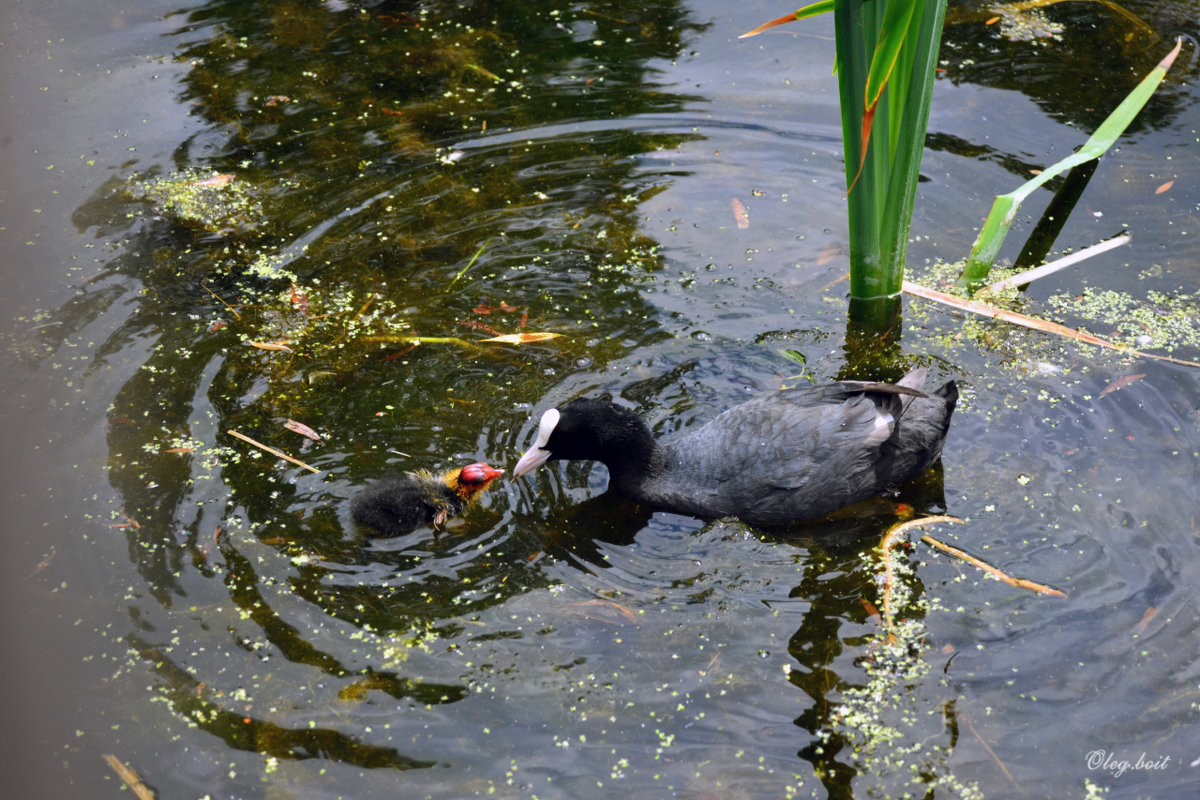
[350,474,461,536]
[350,464,501,537]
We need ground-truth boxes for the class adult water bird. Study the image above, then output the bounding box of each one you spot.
[512,369,957,526]
[350,462,504,537]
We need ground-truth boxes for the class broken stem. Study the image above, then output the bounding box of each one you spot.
[982,232,1130,294]
[921,535,1067,597]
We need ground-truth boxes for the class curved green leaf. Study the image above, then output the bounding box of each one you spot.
[960,38,1183,291]
[739,0,834,39]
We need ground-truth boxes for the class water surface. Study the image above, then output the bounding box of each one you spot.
[3,1,1200,798]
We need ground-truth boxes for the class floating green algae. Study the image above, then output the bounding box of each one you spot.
[128,170,264,235]
[812,546,983,800]
[1046,286,1200,354]
[993,5,1064,43]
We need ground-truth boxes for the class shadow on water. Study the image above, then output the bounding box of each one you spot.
[944,0,1197,131]
[6,0,1200,798]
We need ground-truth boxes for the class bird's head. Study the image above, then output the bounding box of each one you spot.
[448,462,504,500]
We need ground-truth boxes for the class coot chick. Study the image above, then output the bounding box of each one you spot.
[350,462,504,536]
[512,369,957,526]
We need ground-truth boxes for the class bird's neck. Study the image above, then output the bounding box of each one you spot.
[441,468,476,503]
[603,435,668,499]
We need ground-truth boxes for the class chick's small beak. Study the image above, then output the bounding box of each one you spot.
[512,446,550,478]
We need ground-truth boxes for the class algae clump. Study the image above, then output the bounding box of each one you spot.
[129,170,264,235]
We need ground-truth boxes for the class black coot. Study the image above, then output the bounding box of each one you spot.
[512,369,957,526]
[350,462,504,536]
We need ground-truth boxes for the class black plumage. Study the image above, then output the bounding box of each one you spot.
[350,462,503,536]
[512,369,957,526]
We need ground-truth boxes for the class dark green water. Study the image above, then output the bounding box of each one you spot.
[3,1,1200,798]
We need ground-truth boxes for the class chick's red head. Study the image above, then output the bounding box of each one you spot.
[453,462,504,497]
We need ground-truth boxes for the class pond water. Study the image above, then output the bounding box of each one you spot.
[3,1,1200,798]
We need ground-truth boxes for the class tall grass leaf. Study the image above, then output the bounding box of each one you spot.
[846,103,877,195]
[878,0,945,291]
[751,0,945,302]
[847,0,917,194]
[960,38,1183,290]
[836,0,885,297]
[864,0,918,113]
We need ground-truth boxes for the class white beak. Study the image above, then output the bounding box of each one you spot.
[512,408,560,477]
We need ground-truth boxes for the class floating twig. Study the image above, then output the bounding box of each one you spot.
[567,600,640,626]
[465,63,503,82]
[1133,606,1158,636]
[284,419,322,442]
[359,335,475,347]
[921,535,1067,598]
[248,340,294,353]
[479,332,562,345]
[105,509,142,529]
[227,429,321,474]
[1099,373,1146,397]
[103,754,156,800]
[902,280,1200,368]
[353,293,377,320]
[959,711,1022,792]
[859,596,882,625]
[200,281,242,321]
[27,546,56,578]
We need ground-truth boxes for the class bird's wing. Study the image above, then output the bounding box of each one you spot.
[660,385,899,512]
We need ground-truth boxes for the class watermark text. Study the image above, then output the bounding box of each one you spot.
[1086,749,1171,779]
